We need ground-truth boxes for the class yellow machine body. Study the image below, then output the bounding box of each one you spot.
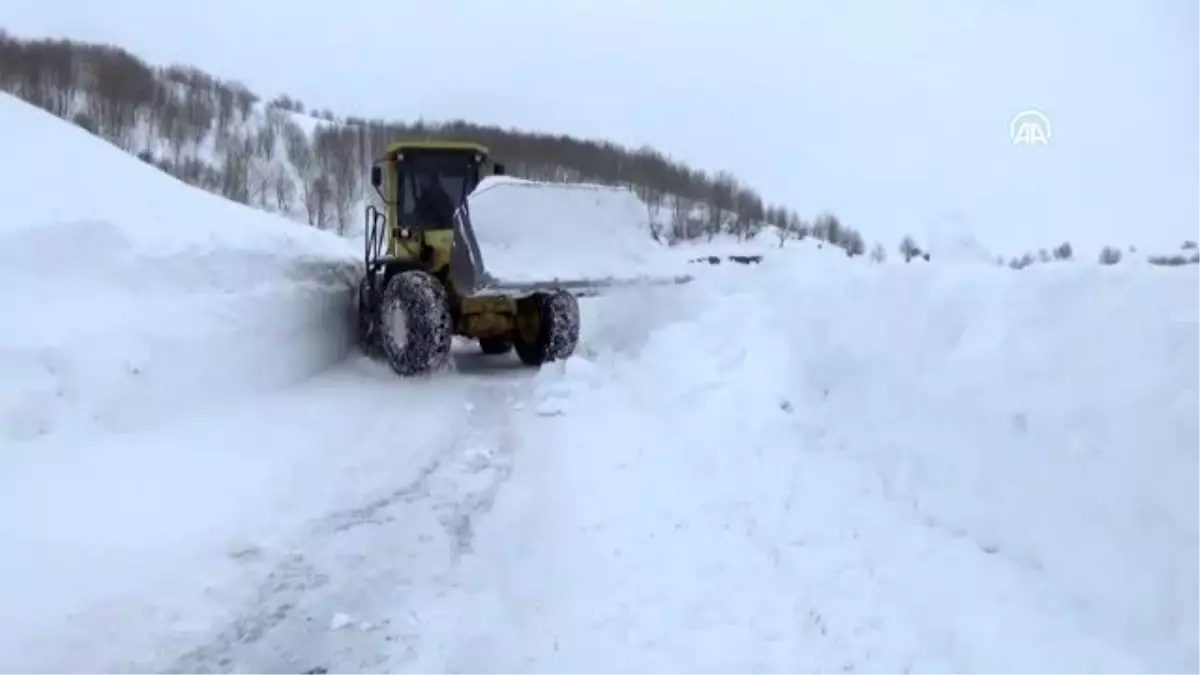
[365,141,533,341]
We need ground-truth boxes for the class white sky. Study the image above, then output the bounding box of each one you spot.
[5,0,1198,254]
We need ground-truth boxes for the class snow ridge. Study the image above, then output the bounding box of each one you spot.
[0,92,359,440]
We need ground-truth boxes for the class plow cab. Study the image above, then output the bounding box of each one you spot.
[361,141,495,299]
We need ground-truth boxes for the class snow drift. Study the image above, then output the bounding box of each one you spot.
[466,176,681,285]
[0,93,359,441]
[420,260,1198,673]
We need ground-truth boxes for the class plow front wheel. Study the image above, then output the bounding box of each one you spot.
[379,270,452,376]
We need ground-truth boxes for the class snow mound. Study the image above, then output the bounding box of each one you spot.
[0,93,359,441]
[467,176,680,284]
[437,261,1198,672]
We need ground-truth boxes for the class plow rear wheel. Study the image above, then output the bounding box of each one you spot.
[514,289,580,366]
[379,269,452,376]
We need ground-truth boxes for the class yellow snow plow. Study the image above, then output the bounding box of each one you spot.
[356,140,691,376]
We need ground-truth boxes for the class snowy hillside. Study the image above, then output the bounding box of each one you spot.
[0,92,358,441]
[0,32,892,259]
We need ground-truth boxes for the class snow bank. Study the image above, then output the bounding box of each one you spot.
[467,176,683,284]
[438,260,1197,672]
[0,93,359,441]
[767,262,1198,670]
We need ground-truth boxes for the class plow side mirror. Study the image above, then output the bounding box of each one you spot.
[370,165,382,188]
[493,162,506,176]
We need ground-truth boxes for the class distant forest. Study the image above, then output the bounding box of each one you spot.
[0,29,873,254]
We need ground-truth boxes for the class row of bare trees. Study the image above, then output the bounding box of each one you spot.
[0,29,874,251]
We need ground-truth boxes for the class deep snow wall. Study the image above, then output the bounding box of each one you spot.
[767,262,1199,664]
[0,93,359,441]
[550,258,1199,671]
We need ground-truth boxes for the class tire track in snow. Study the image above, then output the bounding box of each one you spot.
[159,285,710,667]
[162,350,540,674]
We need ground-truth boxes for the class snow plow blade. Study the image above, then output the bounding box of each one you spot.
[453,176,695,298]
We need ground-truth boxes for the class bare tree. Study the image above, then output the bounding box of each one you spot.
[811,212,844,247]
[313,125,360,235]
[284,119,313,179]
[157,96,190,167]
[633,182,665,242]
[669,194,695,244]
[731,187,762,241]
[217,131,253,204]
[768,208,802,247]
[1009,252,1035,269]
[257,107,287,161]
[246,153,273,209]
[303,174,333,229]
[705,172,736,240]
[791,213,809,240]
[232,81,256,119]
[85,45,155,150]
[214,81,235,141]
[1098,246,1122,265]
[15,38,80,117]
[776,213,793,247]
[182,85,214,150]
[283,119,330,225]
[272,162,296,214]
[839,228,865,257]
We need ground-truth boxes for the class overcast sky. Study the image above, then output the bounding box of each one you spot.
[5,0,1197,254]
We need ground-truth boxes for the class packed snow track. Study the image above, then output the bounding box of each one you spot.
[0,92,1196,673]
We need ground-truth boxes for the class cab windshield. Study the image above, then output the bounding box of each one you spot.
[396,152,479,228]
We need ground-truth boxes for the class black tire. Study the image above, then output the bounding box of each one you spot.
[514,289,580,366]
[479,338,513,355]
[378,269,452,376]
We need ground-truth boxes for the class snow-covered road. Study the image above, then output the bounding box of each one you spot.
[3,344,547,672]
[5,261,1196,673]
